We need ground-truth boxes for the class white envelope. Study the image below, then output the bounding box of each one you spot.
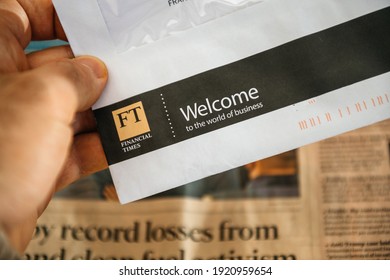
[53,0,390,203]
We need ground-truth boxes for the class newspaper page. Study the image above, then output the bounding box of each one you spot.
[24,120,390,260]
[25,149,314,260]
[301,120,390,259]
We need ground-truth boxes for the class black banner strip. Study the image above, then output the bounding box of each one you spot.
[94,7,390,165]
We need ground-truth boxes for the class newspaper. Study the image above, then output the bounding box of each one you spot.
[25,150,309,260]
[53,0,390,203]
[303,120,390,259]
[24,120,390,259]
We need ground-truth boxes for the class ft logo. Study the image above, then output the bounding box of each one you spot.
[112,101,151,141]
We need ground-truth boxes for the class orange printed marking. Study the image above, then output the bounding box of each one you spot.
[309,118,316,127]
[378,96,384,105]
[317,116,322,125]
[385,94,389,103]
[355,103,362,112]
[338,108,343,118]
[363,100,367,110]
[347,106,351,115]
[371,98,376,107]
[299,120,308,130]
[325,112,332,122]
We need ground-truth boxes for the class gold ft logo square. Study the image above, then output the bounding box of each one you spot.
[112,101,151,141]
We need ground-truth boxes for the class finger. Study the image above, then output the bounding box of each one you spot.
[27,45,73,68]
[0,0,31,47]
[0,1,30,72]
[54,11,67,40]
[56,132,108,190]
[72,109,98,135]
[17,0,67,41]
[24,56,107,123]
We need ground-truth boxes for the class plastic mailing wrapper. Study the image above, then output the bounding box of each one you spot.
[53,0,390,203]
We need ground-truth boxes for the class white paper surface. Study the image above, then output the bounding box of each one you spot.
[53,0,390,203]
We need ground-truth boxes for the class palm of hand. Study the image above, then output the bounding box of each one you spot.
[0,0,108,252]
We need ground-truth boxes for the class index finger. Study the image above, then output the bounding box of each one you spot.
[0,0,66,49]
[17,0,66,41]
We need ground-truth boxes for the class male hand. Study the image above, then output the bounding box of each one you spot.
[0,0,108,252]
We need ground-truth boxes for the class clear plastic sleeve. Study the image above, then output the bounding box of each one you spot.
[97,0,264,52]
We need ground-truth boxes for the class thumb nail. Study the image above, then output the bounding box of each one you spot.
[75,56,107,79]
